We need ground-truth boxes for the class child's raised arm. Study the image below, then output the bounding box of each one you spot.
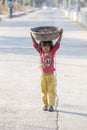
[30,32,37,45]
[56,29,63,45]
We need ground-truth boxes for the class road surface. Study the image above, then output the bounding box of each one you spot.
[0,8,87,130]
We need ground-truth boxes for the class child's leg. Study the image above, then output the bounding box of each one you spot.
[47,74,55,107]
[40,75,48,106]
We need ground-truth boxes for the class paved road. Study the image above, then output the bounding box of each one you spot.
[0,8,87,130]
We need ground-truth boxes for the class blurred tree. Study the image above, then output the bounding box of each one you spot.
[1,0,5,4]
[29,0,61,7]
[34,0,44,7]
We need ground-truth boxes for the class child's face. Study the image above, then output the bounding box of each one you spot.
[41,43,51,53]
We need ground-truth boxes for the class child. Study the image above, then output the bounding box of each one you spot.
[30,29,63,112]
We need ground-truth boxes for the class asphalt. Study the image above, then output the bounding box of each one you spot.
[0,8,87,130]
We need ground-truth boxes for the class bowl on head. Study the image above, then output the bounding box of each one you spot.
[30,26,61,41]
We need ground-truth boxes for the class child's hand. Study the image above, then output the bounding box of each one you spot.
[59,29,63,35]
[30,32,36,44]
[56,28,63,44]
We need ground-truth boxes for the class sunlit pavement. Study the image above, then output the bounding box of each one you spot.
[0,8,87,130]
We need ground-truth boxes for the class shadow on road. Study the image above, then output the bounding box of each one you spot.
[0,36,87,57]
[59,110,87,117]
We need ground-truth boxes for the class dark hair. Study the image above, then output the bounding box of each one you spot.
[38,41,53,50]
